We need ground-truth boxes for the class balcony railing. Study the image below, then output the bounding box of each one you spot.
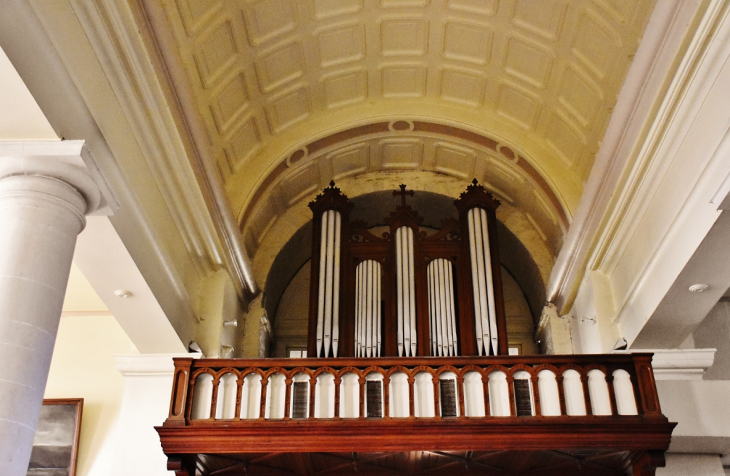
[157,354,675,475]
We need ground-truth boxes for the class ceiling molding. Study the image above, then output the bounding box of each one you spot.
[69,0,225,280]
[138,0,259,295]
[238,120,570,240]
[589,0,730,346]
[546,0,708,312]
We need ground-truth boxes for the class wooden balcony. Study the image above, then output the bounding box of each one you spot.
[157,354,675,475]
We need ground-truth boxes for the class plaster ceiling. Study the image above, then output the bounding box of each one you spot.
[0,47,57,140]
[148,0,656,285]
[62,264,110,316]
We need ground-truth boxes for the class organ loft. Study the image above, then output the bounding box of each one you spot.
[158,179,676,474]
[307,180,507,359]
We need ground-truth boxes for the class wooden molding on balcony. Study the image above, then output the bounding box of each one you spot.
[157,354,675,474]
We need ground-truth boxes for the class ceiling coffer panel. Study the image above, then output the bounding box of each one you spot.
[151,0,656,228]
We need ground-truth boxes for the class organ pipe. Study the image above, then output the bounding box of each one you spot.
[467,208,499,355]
[354,260,382,357]
[427,259,458,356]
[314,209,343,357]
[395,226,417,357]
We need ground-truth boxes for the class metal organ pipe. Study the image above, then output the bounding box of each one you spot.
[354,260,382,357]
[366,260,373,357]
[315,210,342,357]
[467,214,483,355]
[375,263,381,355]
[431,262,442,356]
[427,264,436,355]
[446,261,459,355]
[480,208,499,355]
[316,215,327,357]
[427,258,458,356]
[395,228,404,357]
[395,226,417,357]
[355,259,363,357]
[437,259,448,355]
[467,207,498,355]
[400,228,410,356]
[323,211,335,356]
[407,228,417,357]
[332,212,342,357]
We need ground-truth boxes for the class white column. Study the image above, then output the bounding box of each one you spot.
[0,144,102,476]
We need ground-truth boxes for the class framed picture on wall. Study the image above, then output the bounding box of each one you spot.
[27,398,83,476]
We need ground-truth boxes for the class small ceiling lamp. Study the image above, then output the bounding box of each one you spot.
[688,284,709,293]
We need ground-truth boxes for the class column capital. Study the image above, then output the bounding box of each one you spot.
[0,140,115,215]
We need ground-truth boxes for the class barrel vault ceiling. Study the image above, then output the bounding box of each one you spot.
[141,0,656,286]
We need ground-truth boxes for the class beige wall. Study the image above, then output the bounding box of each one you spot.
[272,261,310,357]
[44,315,138,475]
[502,268,538,355]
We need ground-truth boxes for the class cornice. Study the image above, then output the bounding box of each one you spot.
[546,0,711,312]
[136,0,259,296]
[115,353,200,377]
[592,0,729,276]
[67,0,223,278]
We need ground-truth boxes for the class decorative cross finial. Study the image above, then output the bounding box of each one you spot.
[393,184,414,207]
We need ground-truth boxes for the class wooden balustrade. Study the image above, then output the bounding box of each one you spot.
[158,354,675,475]
[164,353,664,426]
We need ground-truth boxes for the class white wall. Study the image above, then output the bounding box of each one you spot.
[658,454,724,476]
[113,355,189,476]
[44,315,138,476]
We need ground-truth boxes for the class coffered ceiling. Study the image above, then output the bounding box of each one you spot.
[146,0,656,284]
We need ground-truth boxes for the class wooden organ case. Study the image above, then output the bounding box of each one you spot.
[307,180,508,359]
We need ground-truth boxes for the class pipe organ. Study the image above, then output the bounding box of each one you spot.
[308,180,506,358]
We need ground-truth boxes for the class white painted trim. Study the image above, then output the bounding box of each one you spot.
[61,310,112,317]
[614,349,716,380]
[0,0,202,338]
[0,139,117,214]
[596,0,729,278]
[115,353,200,377]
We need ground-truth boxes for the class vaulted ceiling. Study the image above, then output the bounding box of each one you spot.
[144,0,657,286]
[0,0,672,346]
